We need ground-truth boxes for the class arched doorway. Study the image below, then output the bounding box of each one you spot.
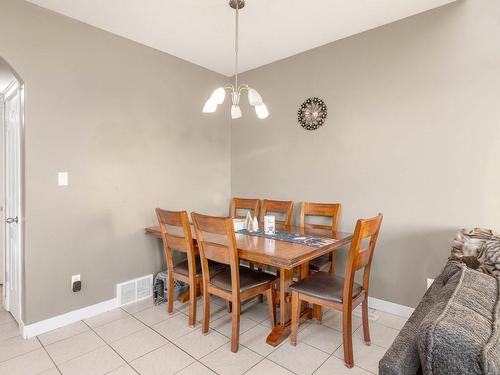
[0,56,24,326]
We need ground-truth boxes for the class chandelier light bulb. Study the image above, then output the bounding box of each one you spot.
[210,87,226,105]
[202,99,217,113]
[231,105,242,119]
[248,88,263,106]
[255,103,269,119]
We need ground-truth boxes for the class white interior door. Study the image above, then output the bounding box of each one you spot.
[3,80,22,323]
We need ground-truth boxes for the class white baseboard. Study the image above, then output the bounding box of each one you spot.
[22,298,119,338]
[367,296,414,318]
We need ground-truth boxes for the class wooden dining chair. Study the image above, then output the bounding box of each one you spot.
[230,197,260,220]
[299,202,341,273]
[256,199,295,280]
[230,197,262,280]
[290,214,383,368]
[155,209,201,327]
[192,212,277,352]
[260,199,294,226]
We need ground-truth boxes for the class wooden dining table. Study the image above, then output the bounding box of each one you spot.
[145,224,352,346]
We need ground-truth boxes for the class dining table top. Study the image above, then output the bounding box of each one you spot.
[145,224,353,270]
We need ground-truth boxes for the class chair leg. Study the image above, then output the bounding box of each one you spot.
[230,300,241,353]
[313,304,323,323]
[227,301,232,313]
[202,289,210,334]
[329,251,336,273]
[342,308,354,368]
[258,294,264,304]
[290,291,300,346]
[167,275,174,314]
[362,298,371,345]
[188,281,196,327]
[265,287,276,328]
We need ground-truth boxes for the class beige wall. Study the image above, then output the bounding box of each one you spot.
[1,0,499,323]
[0,0,231,324]
[232,0,500,307]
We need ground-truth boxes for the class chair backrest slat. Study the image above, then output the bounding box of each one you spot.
[231,197,260,219]
[203,242,231,265]
[355,248,372,270]
[299,202,341,231]
[165,235,188,253]
[155,209,195,274]
[193,213,228,235]
[343,214,383,303]
[261,199,294,226]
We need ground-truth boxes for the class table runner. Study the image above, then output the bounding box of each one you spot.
[236,229,338,248]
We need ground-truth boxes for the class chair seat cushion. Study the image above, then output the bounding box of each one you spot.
[210,267,277,293]
[309,254,330,271]
[290,272,363,303]
[174,258,227,277]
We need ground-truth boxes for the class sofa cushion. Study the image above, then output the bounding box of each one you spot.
[417,265,498,375]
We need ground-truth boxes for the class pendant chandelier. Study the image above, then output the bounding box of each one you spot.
[202,0,269,119]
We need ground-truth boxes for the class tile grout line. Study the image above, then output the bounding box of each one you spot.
[185,330,230,361]
[311,353,334,375]
[0,339,41,364]
[240,356,268,375]
[253,324,348,375]
[0,298,182,373]
[36,336,62,374]
[145,321,200,367]
[82,316,142,375]
[96,304,202,368]
[310,351,334,375]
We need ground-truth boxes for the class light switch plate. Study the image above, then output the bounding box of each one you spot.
[58,172,68,186]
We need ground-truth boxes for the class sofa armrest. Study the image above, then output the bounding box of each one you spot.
[379,262,462,375]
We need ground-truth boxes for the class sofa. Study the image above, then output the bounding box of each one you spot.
[379,228,500,375]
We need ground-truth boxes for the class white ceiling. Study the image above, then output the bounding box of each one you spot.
[26,0,455,76]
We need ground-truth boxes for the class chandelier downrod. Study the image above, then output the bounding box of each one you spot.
[234,0,239,89]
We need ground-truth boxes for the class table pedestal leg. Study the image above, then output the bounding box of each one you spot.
[177,284,200,303]
[176,290,190,303]
[266,267,312,347]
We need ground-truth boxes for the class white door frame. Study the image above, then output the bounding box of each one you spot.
[1,76,25,325]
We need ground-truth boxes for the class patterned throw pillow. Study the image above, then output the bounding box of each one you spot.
[451,228,500,278]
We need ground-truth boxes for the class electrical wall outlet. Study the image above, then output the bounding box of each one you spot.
[71,274,81,292]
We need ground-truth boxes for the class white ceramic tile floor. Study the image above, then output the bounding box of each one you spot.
[179,299,228,323]
[353,321,399,349]
[0,294,408,375]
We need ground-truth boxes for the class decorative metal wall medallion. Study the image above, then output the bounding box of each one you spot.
[298,97,327,130]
